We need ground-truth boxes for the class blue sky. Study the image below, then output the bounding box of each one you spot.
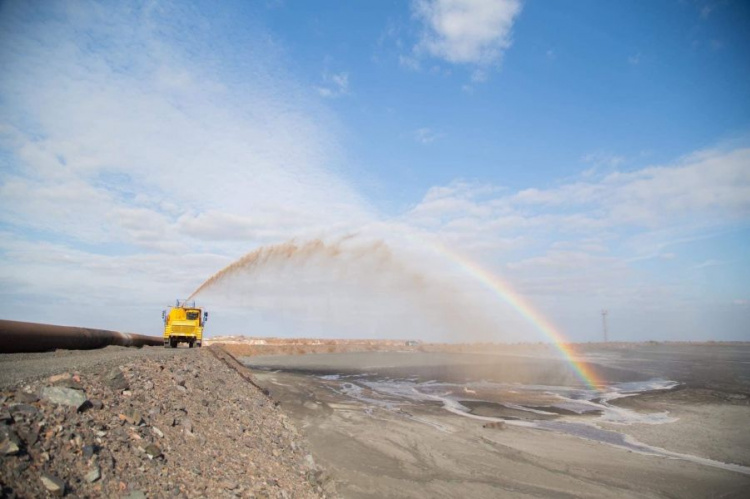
[267,1,750,203]
[0,0,748,342]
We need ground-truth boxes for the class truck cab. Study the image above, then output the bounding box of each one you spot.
[162,299,208,348]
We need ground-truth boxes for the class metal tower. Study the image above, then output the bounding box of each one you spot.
[601,309,609,342]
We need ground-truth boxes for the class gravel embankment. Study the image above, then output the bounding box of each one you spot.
[0,346,192,389]
[0,346,334,498]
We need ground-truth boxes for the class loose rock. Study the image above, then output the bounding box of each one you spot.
[40,472,65,496]
[180,418,193,435]
[0,438,20,456]
[17,427,39,447]
[9,404,38,416]
[15,392,39,404]
[41,386,88,410]
[48,373,82,389]
[144,443,162,459]
[48,373,72,384]
[103,368,129,392]
[0,426,22,456]
[84,465,101,483]
[122,409,143,426]
[82,444,97,460]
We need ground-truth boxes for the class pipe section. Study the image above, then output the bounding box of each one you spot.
[0,320,163,353]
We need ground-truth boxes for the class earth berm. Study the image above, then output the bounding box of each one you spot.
[0,345,335,498]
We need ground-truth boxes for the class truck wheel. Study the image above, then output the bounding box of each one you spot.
[196,341,202,348]
[170,339,177,349]
[188,341,194,349]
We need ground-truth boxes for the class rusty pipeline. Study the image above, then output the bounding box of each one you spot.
[0,320,163,354]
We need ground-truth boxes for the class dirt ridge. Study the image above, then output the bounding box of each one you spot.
[0,346,335,498]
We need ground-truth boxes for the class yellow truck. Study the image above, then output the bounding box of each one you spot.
[162,299,208,348]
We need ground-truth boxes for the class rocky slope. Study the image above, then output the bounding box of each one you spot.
[0,346,334,498]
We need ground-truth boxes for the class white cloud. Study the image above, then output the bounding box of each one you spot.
[692,259,724,269]
[399,55,421,71]
[402,146,750,310]
[316,71,350,98]
[506,250,620,272]
[470,68,488,83]
[582,152,625,169]
[605,148,750,225]
[506,148,750,225]
[412,127,443,144]
[0,233,231,332]
[412,0,523,67]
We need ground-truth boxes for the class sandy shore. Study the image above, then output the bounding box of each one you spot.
[247,350,750,498]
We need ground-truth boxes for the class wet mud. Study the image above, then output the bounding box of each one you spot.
[246,344,750,498]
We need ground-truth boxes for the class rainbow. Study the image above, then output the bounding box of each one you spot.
[433,244,601,389]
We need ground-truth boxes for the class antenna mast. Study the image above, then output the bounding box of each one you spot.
[601,310,609,342]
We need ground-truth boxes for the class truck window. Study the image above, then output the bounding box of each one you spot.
[186,311,200,320]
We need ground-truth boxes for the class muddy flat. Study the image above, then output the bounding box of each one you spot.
[245,345,750,498]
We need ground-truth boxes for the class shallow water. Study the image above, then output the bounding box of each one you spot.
[341,376,678,423]
[247,349,750,476]
[318,373,750,476]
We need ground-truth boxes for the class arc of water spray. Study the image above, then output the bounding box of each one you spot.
[187,236,500,341]
[189,236,600,389]
[188,236,372,301]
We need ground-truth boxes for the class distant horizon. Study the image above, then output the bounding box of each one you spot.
[201,334,750,347]
[3,316,749,346]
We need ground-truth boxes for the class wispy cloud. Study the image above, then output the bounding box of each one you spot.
[399,54,421,71]
[0,1,372,330]
[582,152,626,170]
[700,4,715,19]
[316,71,350,98]
[404,146,750,305]
[412,127,443,144]
[692,259,724,269]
